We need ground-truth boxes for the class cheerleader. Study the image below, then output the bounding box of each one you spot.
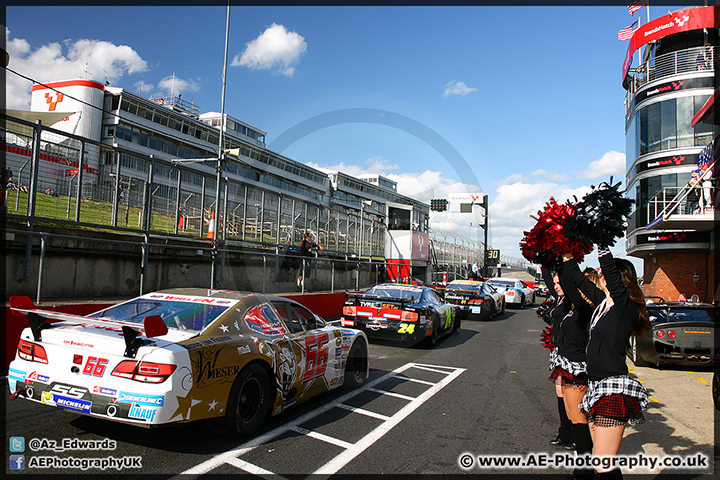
[563,247,651,479]
[554,265,600,480]
[540,264,574,450]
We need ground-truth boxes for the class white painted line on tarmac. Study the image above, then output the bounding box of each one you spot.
[225,456,285,480]
[367,387,416,401]
[175,362,465,478]
[291,425,354,449]
[335,403,391,421]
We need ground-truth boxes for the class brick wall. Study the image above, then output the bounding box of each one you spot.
[642,251,715,303]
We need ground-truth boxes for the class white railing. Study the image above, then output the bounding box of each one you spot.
[646,184,715,227]
[625,45,716,114]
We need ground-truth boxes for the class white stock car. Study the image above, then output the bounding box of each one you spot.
[7,289,369,437]
[485,278,535,308]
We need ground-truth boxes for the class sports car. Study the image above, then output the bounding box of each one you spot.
[485,278,535,308]
[439,280,505,321]
[627,300,717,368]
[7,289,369,437]
[341,283,459,346]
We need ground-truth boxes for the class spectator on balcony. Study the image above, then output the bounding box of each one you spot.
[697,44,713,71]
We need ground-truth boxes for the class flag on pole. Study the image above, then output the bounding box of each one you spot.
[618,20,639,41]
[628,0,647,16]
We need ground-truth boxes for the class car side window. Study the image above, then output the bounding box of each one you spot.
[293,305,323,331]
[425,290,440,305]
[273,303,303,334]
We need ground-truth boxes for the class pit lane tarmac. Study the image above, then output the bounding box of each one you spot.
[173,362,465,477]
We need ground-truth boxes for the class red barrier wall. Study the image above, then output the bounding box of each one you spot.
[4,292,348,370]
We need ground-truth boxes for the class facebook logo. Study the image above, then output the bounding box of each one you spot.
[10,436,25,452]
[10,454,25,470]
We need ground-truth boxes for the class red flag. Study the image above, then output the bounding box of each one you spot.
[628,0,647,16]
[618,20,639,41]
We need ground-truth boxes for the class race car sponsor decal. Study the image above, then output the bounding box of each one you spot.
[244,304,287,336]
[237,345,251,355]
[191,346,240,389]
[9,379,17,392]
[127,403,158,422]
[271,343,298,400]
[27,371,50,384]
[42,391,57,406]
[54,395,92,413]
[398,323,416,334]
[274,398,297,415]
[144,293,239,306]
[118,392,165,407]
[9,368,27,383]
[64,340,95,348]
[82,357,109,377]
[50,384,89,400]
[303,333,329,382]
[93,386,117,397]
[444,308,452,329]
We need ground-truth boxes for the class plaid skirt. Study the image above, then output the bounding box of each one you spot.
[549,353,588,386]
[579,376,649,427]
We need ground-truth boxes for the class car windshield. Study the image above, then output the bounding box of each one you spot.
[88,297,231,332]
[364,285,423,303]
[445,282,481,293]
[649,307,717,324]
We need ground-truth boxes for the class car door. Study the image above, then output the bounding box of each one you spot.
[287,303,338,395]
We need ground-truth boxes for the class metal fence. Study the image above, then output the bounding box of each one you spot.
[2,114,386,256]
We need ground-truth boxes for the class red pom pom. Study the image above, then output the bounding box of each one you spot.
[540,324,554,350]
[520,197,593,263]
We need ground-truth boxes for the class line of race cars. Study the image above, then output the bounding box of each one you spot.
[7,277,534,438]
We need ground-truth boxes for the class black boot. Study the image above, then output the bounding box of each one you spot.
[571,423,595,480]
[551,397,573,447]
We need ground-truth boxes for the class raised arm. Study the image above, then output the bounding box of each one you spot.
[562,255,605,307]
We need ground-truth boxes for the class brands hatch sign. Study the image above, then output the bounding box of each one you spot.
[621,6,718,82]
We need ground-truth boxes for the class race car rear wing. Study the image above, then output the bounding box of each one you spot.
[345,292,415,305]
[435,288,478,295]
[9,296,168,358]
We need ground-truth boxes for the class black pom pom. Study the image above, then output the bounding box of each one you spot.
[564,180,634,248]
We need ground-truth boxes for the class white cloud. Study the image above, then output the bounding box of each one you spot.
[4,26,148,109]
[496,169,571,186]
[443,80,478,98]
[577,150,626,181]
[156,75,201,96]
[232,23,307,77]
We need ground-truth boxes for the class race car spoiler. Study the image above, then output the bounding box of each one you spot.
[436,288,478,295]
[345,293,415,305]
[9,296,168,358]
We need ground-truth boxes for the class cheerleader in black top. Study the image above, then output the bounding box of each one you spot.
[540,265,574,449]
[554,265,600,480]
[563,247,651,479]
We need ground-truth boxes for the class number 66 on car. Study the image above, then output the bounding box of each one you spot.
[7,289,369,437]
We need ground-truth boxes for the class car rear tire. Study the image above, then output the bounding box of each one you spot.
[519,295,526,309]
[344,341,368,389]
[453,311,461,334]
[427,316,440,347]
[209,363,272,437]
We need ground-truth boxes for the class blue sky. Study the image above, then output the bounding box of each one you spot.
[4,4,694,269]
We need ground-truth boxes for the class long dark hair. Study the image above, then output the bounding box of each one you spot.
[614,258,650,336]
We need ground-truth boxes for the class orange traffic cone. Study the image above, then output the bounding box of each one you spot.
[207,211,215,239]
[442,271,447,283]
